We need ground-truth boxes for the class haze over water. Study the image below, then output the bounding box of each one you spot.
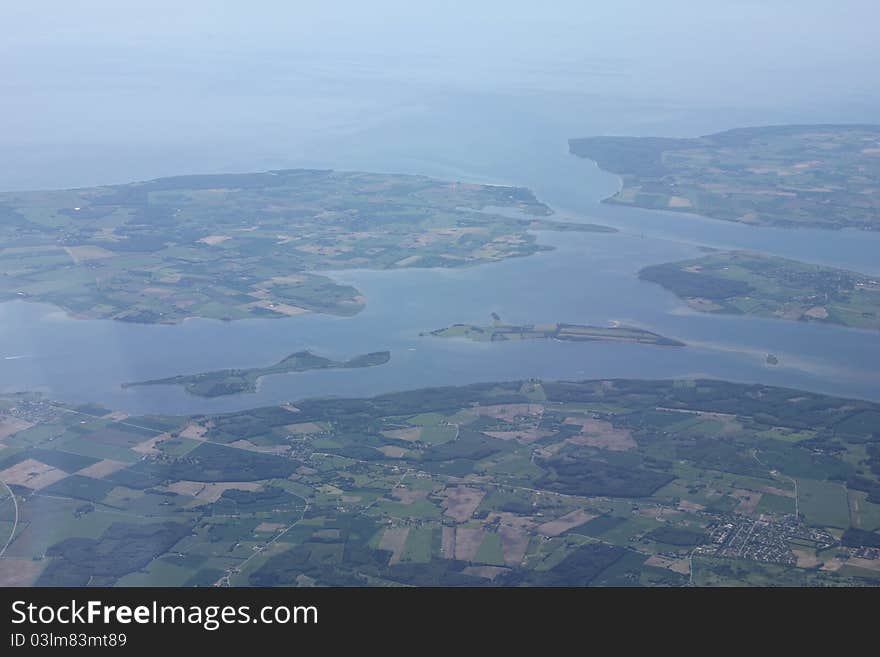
[1,1,879,413]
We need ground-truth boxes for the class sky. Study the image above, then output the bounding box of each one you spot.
[3,1,877,93]
[1,1,878,188]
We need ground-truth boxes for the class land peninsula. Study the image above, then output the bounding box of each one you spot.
[639,251,880,330]
[0,169,613,324]
[570,124,880,230]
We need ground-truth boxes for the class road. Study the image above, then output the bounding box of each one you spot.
[220,490,311,587]
[50,403,165,435]
[0,478,19,559]
[752,448,799,519]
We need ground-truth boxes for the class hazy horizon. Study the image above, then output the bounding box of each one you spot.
[2,1,879,190]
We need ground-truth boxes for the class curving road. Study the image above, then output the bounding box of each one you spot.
[0,478,19,559]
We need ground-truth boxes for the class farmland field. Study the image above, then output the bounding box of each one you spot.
[2,378,879,586]
[639,251,880,330]
[571,125,880,231]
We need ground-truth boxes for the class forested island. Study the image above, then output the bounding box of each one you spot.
[123,350,391,397]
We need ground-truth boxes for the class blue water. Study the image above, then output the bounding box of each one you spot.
[1,90,878,413]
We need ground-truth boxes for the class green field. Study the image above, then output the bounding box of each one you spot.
[400,527,435,564]
[798,479,850,528]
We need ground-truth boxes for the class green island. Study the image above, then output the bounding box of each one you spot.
[422,314,684,346]
[0,169,614,324]
[2,377,879,587]
[570,124,880,230]
[122,350,391,398]
[639,251,880,330]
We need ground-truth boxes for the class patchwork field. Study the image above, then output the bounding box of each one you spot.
[0,169,616,324]
[1,378,879,586]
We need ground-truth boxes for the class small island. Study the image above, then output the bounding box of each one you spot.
[123,350,391,397]
[570,124,880,230]
[421,315,684,346]
[639,251,880,329]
